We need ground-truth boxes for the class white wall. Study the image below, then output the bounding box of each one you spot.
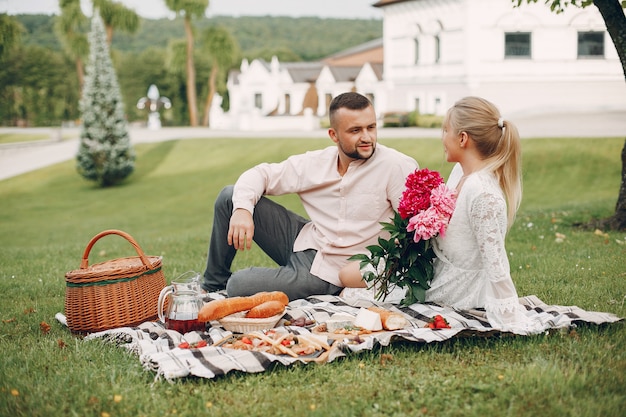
[381,0,626,116]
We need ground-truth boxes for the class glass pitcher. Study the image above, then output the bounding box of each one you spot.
[157,271,205,333]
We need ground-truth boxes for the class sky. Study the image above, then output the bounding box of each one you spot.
[0,0,383,20]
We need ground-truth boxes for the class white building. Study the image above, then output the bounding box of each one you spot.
[217,0,625,130]
[378,0,625,117]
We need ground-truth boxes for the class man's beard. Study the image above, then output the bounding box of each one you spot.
[340,141,376,160]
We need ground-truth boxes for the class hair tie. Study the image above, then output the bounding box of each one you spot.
[497,117,504,128]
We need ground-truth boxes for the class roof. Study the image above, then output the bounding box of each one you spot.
[322,38,383,61]
[283,62,324,83]
[328,66,362,82]
[370,63,384,80]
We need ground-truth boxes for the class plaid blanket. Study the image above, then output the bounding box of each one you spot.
[84,294,621,381]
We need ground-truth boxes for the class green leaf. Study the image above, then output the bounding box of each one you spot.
[348,253,369,262]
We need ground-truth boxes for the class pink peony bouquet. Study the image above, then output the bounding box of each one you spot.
[350,168,457,306]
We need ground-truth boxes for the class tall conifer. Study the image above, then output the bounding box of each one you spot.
[77,11,134,187]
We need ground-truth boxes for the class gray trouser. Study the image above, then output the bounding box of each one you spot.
[202,185,342,300]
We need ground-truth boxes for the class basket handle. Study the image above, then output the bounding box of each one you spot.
[79,229,153,270]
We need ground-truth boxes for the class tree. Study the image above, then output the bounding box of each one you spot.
[56,0,89,93]
[514,0,626,230]
[165,0,209,126]
[77,12,134,187]
[93,0,140,45]
[200,25,239,126]
[0,14,24,61]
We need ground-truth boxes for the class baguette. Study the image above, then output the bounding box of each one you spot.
[245,300,286,318]
[198,291,289,322]
[367,307,408,330]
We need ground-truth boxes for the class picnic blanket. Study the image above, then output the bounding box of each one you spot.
[83,294,621,381]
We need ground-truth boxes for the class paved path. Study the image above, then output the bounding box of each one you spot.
[1,111,624,182]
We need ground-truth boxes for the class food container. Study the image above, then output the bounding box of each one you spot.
[64,229,166,334]
[218,311,283,333]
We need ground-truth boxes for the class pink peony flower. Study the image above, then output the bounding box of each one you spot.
[398,168,444,219]
[430,183,457,218]
[404,175,457,241]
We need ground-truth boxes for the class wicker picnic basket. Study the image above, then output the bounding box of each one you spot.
[64,229,166,334]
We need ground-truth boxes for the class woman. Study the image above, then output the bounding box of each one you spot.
[340,96,544,333]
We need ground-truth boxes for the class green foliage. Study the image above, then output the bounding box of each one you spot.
[94,0,141,36]
[77,14,134,186]
[513,0,626,13]
[11,14,59,51]
[408,111,444,128]
[55,0,89,59]
[350,212,435,306]
[165,0,209,18]
[0,13,24,59]
[0,45,79,126]
[7,14,381,126]
[0,137,624,417]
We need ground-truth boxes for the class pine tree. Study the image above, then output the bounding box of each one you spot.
[76,11,134,187]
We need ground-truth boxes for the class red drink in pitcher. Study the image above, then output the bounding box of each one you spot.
[165,317,205,333]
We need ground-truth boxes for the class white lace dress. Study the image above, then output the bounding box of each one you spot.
[425,164,545,334]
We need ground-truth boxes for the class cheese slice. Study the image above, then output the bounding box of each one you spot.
[325,313,356,332]
[354,308,383,331]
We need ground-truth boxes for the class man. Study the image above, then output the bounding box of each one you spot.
[201,92,418,300]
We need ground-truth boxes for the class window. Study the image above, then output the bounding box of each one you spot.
[434,35,441,63]
[505,32,531,58]
[254,93,262,109]
[578,32,604,58]
[414,38,420,64]
[284,94,291,114]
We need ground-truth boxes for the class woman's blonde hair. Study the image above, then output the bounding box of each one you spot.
[445,96,522,228]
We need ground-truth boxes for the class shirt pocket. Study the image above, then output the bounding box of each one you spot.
[347,191,381,221]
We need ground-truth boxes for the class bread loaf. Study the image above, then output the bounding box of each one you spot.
[245,300,285,318]
[367,307,408,330]
[198,291,289,322]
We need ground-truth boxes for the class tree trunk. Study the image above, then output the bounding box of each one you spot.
[600,139,626,230]
[202,66,218,126]
[593,0,626,81]
[184,15,198,126]
[76,56,84,96]
[614,139,626,228]
[106,25,113,45]
[591,0,626,230]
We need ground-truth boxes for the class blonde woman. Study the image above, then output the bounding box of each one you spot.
[340,96,546,333]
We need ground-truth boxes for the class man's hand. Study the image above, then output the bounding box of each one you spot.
[228,208,254,250]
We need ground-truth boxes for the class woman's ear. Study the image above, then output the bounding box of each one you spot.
[459,131,469,148]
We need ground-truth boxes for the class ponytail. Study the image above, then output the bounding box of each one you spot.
[487,119,522,228]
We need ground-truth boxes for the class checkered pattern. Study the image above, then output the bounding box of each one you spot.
[85,294,621,381]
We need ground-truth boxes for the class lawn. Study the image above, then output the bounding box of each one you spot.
[0,136,624,417]
[0,133,50,145]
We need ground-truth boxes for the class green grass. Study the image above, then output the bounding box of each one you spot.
[0,130,77,145]
[0,133,50,145]
[0,136,624,417]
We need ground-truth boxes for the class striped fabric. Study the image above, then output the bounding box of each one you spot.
[85,294,622,381]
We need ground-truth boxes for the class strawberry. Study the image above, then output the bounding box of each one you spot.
[427,315,451,329]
